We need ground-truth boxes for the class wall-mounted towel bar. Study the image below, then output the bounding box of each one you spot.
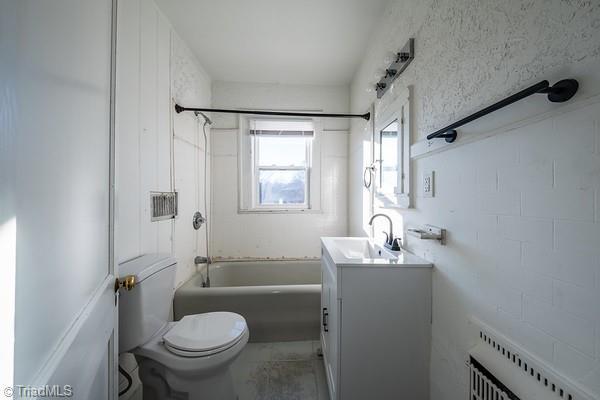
[426,79,579,143]
[407,225,446,245]
[174,105,371,121]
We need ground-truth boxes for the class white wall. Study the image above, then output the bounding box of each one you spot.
[349,0,600,398]
[4,0,113,385]
[116,0,211,288]
[210,81,349,258]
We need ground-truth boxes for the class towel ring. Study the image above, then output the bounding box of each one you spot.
[363,164,376,189]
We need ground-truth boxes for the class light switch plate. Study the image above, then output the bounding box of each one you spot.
[423,171,434,197]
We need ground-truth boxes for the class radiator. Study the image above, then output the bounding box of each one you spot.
[468,318,595,400]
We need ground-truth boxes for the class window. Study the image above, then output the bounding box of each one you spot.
[255,132,310,206]
[239,118,321,212]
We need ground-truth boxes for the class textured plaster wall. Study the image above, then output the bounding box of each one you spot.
[351,0,600,136]
[350,0,600,398]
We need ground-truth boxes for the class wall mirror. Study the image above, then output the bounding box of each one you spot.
[373,88,411,208]
[379,120,399,192]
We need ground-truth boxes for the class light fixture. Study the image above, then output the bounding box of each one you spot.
[374,38,415,99]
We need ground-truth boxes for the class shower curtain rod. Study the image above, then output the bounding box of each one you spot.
[174,104,371,121]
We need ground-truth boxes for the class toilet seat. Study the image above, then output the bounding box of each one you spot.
[163,312,247,358]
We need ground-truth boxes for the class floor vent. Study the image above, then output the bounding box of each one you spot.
[150,191,178,221]
[469,318,594,400]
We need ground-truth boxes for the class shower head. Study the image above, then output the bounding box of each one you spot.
[194,111,213,125]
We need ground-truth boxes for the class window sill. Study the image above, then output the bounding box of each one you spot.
[237,208,322,215]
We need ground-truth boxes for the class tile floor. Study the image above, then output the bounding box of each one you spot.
[231,340,330,400]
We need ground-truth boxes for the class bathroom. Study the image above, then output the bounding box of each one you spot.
[2,0,600,399]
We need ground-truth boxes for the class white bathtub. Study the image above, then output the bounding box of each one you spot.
[173,260,321,342]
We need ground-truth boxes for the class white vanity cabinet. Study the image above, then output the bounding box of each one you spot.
[320,237,432,400]
[320,253,339,396]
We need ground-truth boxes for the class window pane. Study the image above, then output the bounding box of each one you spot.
[258,136,308,166]
[259,170,306,205]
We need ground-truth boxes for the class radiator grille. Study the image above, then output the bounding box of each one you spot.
[470,357,519,400]
[150,191,178,221]
[477,330,575,400]
[469,319,593,400]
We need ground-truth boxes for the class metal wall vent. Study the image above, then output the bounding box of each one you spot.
[150,192,178,221]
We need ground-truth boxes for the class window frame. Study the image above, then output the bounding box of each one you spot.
[238,115,322,214]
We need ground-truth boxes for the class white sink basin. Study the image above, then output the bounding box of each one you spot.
[333,237,397,261]
[321,237,432,267]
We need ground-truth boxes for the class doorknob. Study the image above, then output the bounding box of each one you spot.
[114,275,136,293]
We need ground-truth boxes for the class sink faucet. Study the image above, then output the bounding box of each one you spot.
[368,213,401,251]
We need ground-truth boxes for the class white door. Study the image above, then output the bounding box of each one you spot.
[2,1,119,398]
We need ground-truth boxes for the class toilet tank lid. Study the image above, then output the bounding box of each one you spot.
[119,254,176,283]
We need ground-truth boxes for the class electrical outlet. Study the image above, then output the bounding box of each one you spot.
[423,171,434,197]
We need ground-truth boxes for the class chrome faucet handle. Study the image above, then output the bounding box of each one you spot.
[383,236,402,252]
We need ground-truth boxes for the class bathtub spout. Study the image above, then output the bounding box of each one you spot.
[199,270,210,288]
[194,256,208,264]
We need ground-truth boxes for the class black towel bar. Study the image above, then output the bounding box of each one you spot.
[426,79,579,143]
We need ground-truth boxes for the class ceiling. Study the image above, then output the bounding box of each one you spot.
[156,0,389,85]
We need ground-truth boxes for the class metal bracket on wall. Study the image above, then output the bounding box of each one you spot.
[375,38,415,99]
[407,225,446,245]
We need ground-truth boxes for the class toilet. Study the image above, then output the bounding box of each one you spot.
[119,254,249,400]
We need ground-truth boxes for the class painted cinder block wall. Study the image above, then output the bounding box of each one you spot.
[349,0,600,398]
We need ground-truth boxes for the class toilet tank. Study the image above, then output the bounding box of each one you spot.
[118,254,177,353]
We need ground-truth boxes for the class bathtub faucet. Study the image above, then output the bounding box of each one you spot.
[368,213,401,251]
